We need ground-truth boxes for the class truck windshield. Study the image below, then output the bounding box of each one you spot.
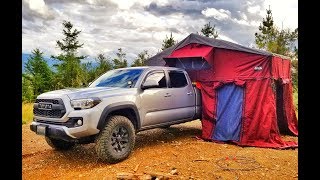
[89,69,144,88]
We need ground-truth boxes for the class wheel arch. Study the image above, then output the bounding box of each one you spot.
[97,102,140,131]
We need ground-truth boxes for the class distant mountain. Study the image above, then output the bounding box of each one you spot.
[22,53,56,73]
[22,53,29,73]
[22,53,98,73]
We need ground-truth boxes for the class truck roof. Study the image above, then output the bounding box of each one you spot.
[115,66,185,71]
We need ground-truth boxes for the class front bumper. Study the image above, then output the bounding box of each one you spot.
[30,123,75,141]
[31,106,102,141]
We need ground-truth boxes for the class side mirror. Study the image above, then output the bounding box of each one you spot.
[141,79,159,90]
[83,82,92,87]
[127,81,133,88]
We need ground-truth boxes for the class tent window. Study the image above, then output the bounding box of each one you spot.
[169,71,187,88]
[166,57,212,70]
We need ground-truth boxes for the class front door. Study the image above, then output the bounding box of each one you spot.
[139,70,171,127]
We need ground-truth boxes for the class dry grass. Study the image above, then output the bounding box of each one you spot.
[22,121,298,180]
[22,103,33,125]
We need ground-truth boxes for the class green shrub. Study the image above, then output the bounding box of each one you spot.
[22,103,34,125]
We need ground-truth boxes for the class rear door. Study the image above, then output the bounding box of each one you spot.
[165,70,195,121]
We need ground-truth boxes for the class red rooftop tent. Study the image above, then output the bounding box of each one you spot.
[146,33,298,148]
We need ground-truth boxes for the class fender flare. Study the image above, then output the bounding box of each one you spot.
[97,102,140,130]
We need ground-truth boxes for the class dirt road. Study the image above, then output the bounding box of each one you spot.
[22,120,298,179]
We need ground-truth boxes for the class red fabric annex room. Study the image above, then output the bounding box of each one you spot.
[146,33,298,148]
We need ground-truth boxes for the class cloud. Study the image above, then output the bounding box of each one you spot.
[22,0,56,21]
[201,8,231,21]
[28,0,47,14]
[22,0,297,64]
[247,5,261,14]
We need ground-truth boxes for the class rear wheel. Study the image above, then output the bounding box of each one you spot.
[45,137,75,150]
[95,115,135,163]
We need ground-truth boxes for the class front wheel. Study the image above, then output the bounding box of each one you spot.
[95,115,135,163]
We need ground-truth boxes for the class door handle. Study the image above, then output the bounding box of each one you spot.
[187,92,193,95]
[164,93,171,97]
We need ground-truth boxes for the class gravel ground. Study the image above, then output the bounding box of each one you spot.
[22,120,298,179]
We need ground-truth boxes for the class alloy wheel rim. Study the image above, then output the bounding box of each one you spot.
[111,126,129,153]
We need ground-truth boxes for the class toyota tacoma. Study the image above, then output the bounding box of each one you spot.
[30,66,201,163]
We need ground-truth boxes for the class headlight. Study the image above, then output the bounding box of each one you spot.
[70,97,101,110]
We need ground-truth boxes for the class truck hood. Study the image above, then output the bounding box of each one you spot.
[37,87,138,100]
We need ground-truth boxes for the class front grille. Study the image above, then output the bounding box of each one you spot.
[33,109,63,118]
[33,98,66,118]
[35,99,60,104]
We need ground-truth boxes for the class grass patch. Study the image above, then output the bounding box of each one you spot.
[22,103,34,125]
[293,92,298,109]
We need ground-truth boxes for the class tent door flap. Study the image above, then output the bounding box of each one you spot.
[212,83,244,141]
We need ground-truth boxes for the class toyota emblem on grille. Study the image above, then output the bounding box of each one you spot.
[38,103,53,110]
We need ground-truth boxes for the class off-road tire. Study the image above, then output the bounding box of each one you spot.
[45,137,75,150]
[95,115,135,163]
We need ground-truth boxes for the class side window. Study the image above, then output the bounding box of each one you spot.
[169,71,188,88]
[144,71,167,88]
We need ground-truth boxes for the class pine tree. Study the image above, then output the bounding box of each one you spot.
[83,54,113,84]
[201,22,218,38]
[254,6,298,56]
[161,33,176,50]
[56,21,85,55]
[131,50,149,67]
[22,75,34,102]
[24,49,53,100]
[294,46,298,60]
[81,61,94,86]
[291,59,298,91]
[95,54,113,77]
[112,48,128,69]
[51,20,87,88]
[255,6,298,95]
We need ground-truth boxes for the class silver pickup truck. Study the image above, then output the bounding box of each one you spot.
[30,66,202,163]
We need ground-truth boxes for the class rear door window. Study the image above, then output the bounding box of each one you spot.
[169,71,188,88]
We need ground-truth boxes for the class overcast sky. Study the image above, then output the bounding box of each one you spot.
[22,0,297,64]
